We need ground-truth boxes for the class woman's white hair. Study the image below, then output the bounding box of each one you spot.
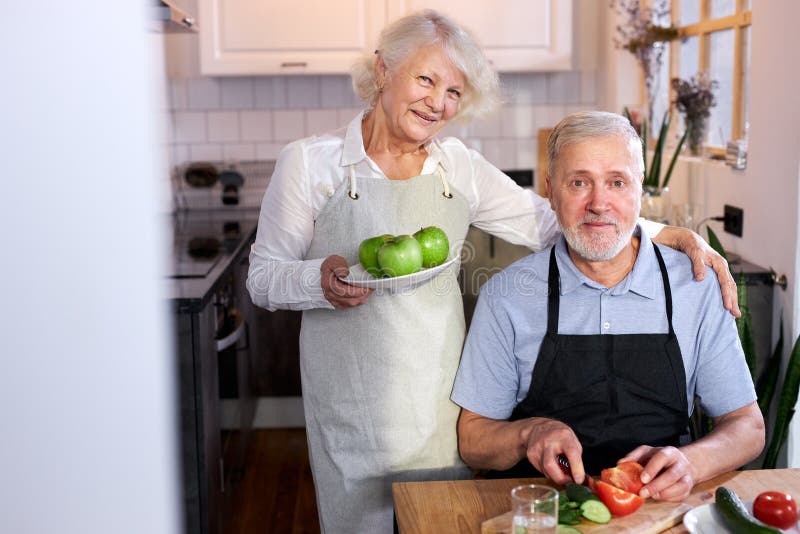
[547,111,645,179]
[351,10,500,121]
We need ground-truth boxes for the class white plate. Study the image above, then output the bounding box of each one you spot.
[339,255,458,290]
[683,501,799,533]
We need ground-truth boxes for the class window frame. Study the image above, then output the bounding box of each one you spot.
[668,0,752,155]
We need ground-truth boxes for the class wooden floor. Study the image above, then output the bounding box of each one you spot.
[224,429,321,534]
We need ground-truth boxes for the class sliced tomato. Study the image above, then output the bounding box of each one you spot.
[600,461,645,495]
[594,480,644,516]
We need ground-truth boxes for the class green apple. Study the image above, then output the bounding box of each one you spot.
[413,226,449,268]
[377,235,423,277]
[359,234,394,277]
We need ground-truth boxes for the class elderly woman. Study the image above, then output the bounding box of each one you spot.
[247,10,737,533]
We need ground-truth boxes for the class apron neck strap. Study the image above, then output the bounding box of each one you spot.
[546,243,676,336]
[652,244,675,334]
[346,163,450,200]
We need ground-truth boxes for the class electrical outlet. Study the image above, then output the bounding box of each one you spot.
[724,205,744,237]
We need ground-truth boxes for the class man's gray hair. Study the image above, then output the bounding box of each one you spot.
[351,10,500,121]
[547,111,644,179]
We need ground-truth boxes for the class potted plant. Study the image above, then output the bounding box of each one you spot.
[703,227,800,469]
[672,74,718,156]
[624,108,689,223]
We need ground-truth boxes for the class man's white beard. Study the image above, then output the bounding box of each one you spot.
[561,214,637,261]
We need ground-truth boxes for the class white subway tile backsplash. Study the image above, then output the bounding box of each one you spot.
[173,111,206,143]
[221,78,255,110]
[516,138,536,170]
[468,109,503,138]
[272,110,306,141]
[580,71,597,104]
[481,139,518,170]
[501,105,534,138]
[321,76,361,108]
[532,105,566,132]
[222,143,257,161]
[187,78,221,110]
[287,76,321,109]
[207,111,240,142]
[306,109,340,136]
[501,73,548,105]
[240,111,273,142]
[254,77,287,109]
[546,72,581,105]
[189,143,223,161]
[256,142,287,160]
[337,108,363,125]
[439,121,469,139]
[170,80,188,110]
[172,144,189,167]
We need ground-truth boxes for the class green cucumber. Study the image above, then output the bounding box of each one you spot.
[580,499,611,524]
[714,487,781,533]
[565,483,598,504]
[556,526,582,534]
[558,507,582,525]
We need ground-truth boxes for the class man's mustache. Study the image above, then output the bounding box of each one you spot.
[579,214,620,227]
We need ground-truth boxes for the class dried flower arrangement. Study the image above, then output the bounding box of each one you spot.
[610,0,679,121]
[671,74,718,155]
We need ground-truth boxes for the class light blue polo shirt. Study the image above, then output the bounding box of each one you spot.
[451,225,756,421]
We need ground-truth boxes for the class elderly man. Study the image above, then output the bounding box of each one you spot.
[451,111,764,502]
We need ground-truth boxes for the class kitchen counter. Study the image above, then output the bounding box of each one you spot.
[393,468,800,533]
[168,208,259,312]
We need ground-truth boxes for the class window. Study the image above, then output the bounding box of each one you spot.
[663,0,751,152]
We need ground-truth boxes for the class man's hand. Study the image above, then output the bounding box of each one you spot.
[618,445,695,502]
[521,418,585,485]
[652,226,740,317]
[320,255,373,308]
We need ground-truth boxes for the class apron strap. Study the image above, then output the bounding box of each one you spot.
[652,244,675,335]
[546,247,560,336]
[348,165,359,200]
[438,166,453,199]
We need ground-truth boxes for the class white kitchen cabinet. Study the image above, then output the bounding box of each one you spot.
[387,0,572,72]
[199,0,387,75]
[199,0,572,75]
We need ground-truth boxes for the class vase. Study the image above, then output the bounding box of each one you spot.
[686,117,708,157]
[641,186,671,224]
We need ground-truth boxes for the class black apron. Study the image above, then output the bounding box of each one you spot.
[497,244,689,477]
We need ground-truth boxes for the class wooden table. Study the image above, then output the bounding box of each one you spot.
[393,468,800,533]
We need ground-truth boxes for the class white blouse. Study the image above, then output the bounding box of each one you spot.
[247,111,662,311]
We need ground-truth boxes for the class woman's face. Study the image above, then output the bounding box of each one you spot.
[377,45,465,146]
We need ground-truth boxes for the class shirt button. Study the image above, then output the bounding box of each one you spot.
[603,321,611,330]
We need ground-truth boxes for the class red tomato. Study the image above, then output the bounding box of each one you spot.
[600,461,645,495]
[753,491,798,530]
[595,480,645,516]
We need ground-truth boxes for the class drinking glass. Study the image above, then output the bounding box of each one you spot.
[511,484,558,534]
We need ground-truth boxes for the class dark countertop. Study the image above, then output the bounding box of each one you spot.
[168,209,259,313]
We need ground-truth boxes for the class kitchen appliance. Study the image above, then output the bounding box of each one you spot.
[169,209,259,534]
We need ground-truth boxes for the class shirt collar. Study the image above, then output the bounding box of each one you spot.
[339,109,451,173]
[555,224,659,299]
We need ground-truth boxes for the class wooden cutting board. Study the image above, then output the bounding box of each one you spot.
[481,500,693,534]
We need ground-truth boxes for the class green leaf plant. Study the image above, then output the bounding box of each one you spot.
[623,108,689,190]
[704,226,800,469]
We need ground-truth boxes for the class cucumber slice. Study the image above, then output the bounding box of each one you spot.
[557,526,582,534]
[580,499,611,524]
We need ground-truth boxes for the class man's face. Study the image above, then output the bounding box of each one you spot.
[547,135,643,261]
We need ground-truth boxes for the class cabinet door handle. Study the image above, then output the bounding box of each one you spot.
[281,61,308,68]
[219,458,225,493]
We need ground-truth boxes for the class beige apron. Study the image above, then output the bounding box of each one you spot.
[301,163,472,533]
